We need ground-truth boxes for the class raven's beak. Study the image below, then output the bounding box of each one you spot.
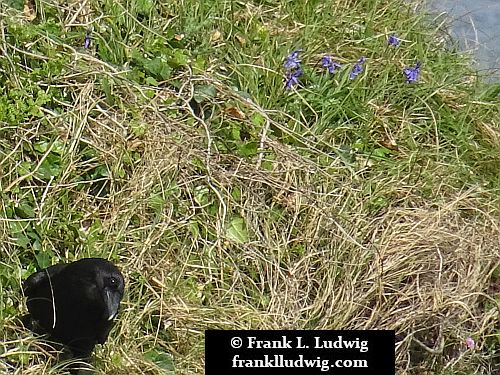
[104,289,121,321]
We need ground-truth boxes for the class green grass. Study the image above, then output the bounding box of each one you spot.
[1,0,499,374]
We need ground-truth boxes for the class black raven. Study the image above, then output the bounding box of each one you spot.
[23,258,125,360]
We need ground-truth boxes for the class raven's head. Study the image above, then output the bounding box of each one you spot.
[76,258,125,322]
[95,262,125,321]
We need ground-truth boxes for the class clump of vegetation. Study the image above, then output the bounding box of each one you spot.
[1,0,499,374]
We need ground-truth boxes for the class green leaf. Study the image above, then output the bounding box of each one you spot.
[148,192,165,213]
[192,56,206,73]
[33,140,64,155]
[230,123,241,141]
[35,251,52,269]
[143,57,172,80]
[193,84,216,103]
[136,0,154,14]
[168,49,189,68]
[189,220,200,237]
[194,186,210,206]
[15,201,35,219]
[51,140,65,155]
[37,154,62,179]
[91,165,109,179]
[115,166,126,178]
[34,141,50,153]
[261,160,274,171]
[15,234,31,248]
[231,187,242,201]
[251,113,265,127]
[17,161,32,176]
[9,220,28,233]
[238,141,258,157]
[144,88,155,99]
[372,147,391,159]
[144,349,175,372]
[4,0,24,11]
[145,76,159,86]
[226,216,249,244]
[131,122,147,137]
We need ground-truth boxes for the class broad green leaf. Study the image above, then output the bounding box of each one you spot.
[194,186,210,206]
[239,141,258,157]
[143,57,171,80]
[37,155,62,179]
[193,84,216,103]
[231,187,242,201]
[35,251,51,269]
[34,141,50,153]
[251,113,265,127]
[148,192,165,213]
[145,76,159,86]
[168,49,189,68]
[226,216,248,244]
[144,349,175,372]
[15,201,35,219]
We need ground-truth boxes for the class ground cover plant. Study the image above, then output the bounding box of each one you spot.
[1,0,499,374]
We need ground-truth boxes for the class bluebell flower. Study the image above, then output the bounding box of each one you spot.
[284,49,303,70]
[403,61,421,83]
[321,55,342,74]
[388,34,400,47]
[84,30,91,49]
[349,57,366,80]
[285,68,303,90]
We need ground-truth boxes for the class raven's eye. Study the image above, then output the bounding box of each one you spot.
[109,277,118,288]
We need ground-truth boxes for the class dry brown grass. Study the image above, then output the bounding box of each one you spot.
[1,65,499,375]
[44,75,500,374]
[1,71,499,373]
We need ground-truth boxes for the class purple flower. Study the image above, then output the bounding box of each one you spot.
[403,61,421,83]
[388,34,400,47]
[349,56,366,80]
[284,49,303,70]
[285,68,303,90]
[466,337,475,350]
[321,55,342,74]
[84,30,91,49]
